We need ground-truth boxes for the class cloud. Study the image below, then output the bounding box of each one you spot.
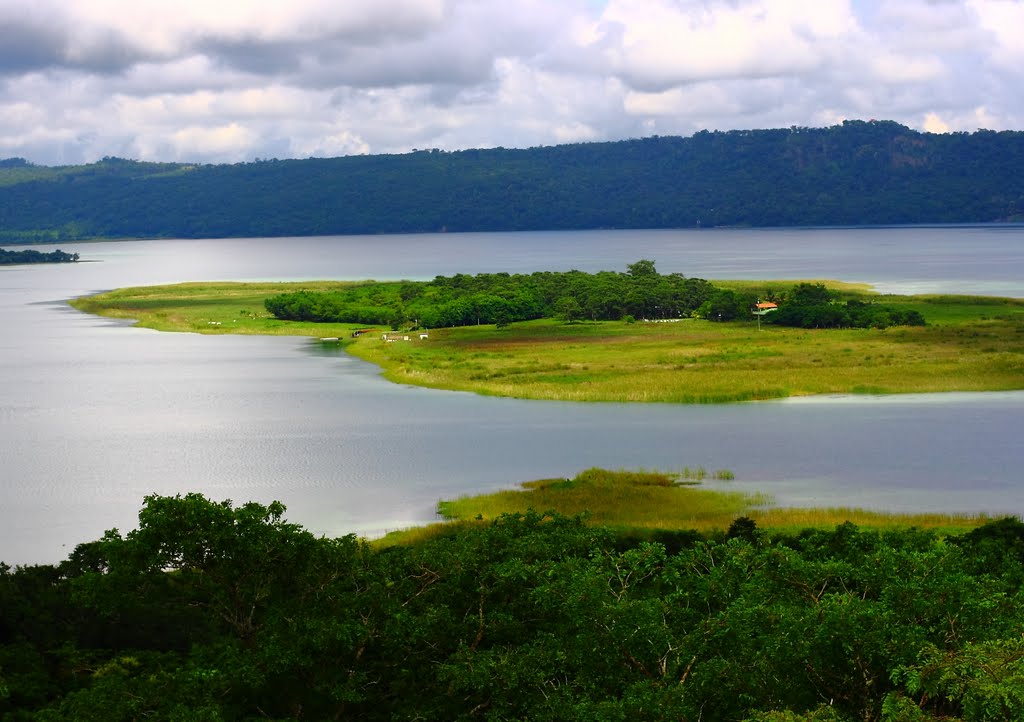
[0,0,1021,165]
[868,52,946,84]
[0,14,147,75]
[923,112,951,133]
[0,18,70,74]
[593,0,856,91]
[971,0,1024,71]
[170,123,258,156]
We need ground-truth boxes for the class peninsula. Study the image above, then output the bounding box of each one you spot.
[69,267,1024,403]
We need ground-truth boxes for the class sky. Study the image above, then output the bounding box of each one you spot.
[0,0,1022,166]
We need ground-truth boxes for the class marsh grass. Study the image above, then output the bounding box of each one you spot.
[352,308,1024,402]
[376,468,988,546]
[715,279,874,295]
[70,280,1024,402]
[436,468,768,529]
[374,519,484,548]
[748,506,990,535]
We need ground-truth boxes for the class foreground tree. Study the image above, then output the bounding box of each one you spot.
[4,497,1024,721]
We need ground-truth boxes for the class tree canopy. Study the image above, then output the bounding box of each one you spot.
[767,283,927,329]
[0,248,78,265]
[3,494,1024,720]
[264,270,927,331]
[264,261,722,328]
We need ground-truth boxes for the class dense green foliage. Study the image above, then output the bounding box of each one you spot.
[264,260,724,327]
[4,494,1024,721]
[767,283,927,329]
[0,247,78,265]
[264,270,927,331]
[2,121,1023,242]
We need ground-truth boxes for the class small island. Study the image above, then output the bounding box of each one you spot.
[0,247,79,265]
[69,262,1024,403]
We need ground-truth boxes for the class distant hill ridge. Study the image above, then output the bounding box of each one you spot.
[1,119,1022,242]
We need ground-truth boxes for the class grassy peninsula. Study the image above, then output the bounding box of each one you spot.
[70,279,1024,403]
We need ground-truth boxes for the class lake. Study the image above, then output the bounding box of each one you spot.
[2,226,1023,565]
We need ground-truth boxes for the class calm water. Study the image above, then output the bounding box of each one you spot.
[2,227,1023,565]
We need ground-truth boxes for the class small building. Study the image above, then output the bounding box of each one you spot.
[753,301,778,330]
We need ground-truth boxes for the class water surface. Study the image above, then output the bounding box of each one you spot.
[2,227,1022,564]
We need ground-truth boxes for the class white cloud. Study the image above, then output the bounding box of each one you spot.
[869,53,946,83]
[595,0,856,90]
[923,112,951,133]
[290,129,370,158]
[170,122,257,157]
[624,85,739,118]
[0,100,46,130]
[0,0,1021,165]
[970,0,1024,71]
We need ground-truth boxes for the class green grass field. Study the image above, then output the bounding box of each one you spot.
[70,281,365,339]
[352,296,1024,402]
[70,280,1024,403]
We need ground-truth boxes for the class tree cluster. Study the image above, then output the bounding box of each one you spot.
[264,261,721,328]
[3,495,1024,721]
[2,121,1023,241]
[767,283,927,329]
[0,248,78,265]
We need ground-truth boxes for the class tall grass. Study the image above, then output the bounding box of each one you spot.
[437,468,766,529]
[430,468,988,537]
[365,469,993,548]
[750,507,991,534]
[352,308,1024,402]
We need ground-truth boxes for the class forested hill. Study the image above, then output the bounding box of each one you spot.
[2,120,1023,242]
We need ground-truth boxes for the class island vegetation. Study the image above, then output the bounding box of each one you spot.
[2,486,1022,721]
[3,120,1024,243]
[69,265,1024,403]
[0,247,78,265]
[260,261,925,331]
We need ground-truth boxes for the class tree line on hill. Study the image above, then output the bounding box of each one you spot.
[264,263,925,330]
[3,492,1024,721]
[1,120,1023,243]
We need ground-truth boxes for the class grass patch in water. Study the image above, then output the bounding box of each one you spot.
[435,467,765,529]
[377,468,990,547]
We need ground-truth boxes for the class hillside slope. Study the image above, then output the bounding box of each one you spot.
[2,120,1022,242]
